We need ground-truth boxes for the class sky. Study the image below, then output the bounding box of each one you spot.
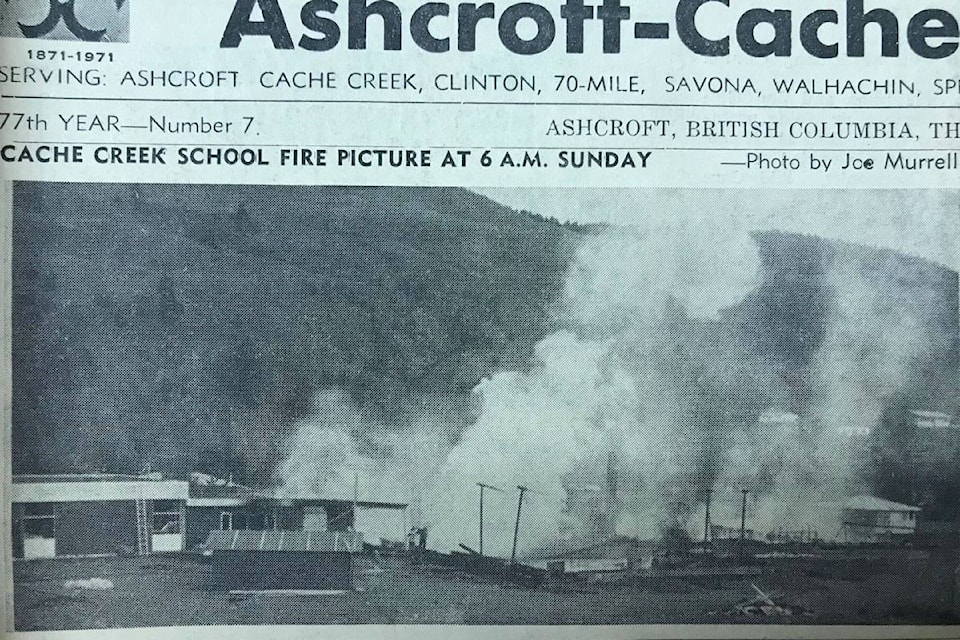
[474,188,960,273]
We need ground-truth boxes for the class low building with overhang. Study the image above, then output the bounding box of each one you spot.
[12,474,189,559]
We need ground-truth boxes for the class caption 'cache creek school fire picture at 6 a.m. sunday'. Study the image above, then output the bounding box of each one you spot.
[9,183,960,629]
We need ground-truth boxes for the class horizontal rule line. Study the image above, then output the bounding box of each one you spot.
[0,94,956,109]
[12,141,956,153]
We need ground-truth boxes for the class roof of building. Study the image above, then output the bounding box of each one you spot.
[13,475,189,503]
[15,473,161,483]
[187,482,407,509]
[189,482,255,500]
[202,529,364,552]
[911,410,955,428]
[11,473,406,508]
[844,495,921,512]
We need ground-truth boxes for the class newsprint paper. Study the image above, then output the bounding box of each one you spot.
[1,0,959,638]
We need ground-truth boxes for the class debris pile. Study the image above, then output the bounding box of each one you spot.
[722,584,813,618]
[413,543,546,588]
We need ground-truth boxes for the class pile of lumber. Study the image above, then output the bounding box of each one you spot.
[419,544,545,588]
[724,584,814,617]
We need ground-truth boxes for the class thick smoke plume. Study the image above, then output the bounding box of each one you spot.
[274,389,449,540]
[422,226,762,552]
[274,217,943,554]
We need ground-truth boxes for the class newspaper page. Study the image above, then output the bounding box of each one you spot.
[0,0,959,637]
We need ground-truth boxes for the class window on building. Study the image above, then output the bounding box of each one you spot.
[22,503,56,539]
[152,501,182,534]
[248,512,276,531]
[220,512,251,530]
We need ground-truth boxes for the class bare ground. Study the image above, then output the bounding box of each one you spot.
[13,549,960,630]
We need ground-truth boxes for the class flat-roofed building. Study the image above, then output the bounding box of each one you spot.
[842,495,921,544]
[11,474,189,559]
[185,478,408,551]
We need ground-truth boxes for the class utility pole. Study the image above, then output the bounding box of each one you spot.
[704,488,712,545]
[477,482,504,556]
[740,489,750,551]
[352,472,359,531]
[479,484,483,556]
[605,452,618,538]
[511,486,529,565]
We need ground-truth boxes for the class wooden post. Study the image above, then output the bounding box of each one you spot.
[740,489,749,557]
[479,483,483,556]
[704,489,712,545]
[511,486,528,565]
[741,490,749,537]
[352,473,359,531]
[477,483,503,557]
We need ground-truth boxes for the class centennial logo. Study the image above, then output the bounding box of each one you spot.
[1,0,129,42]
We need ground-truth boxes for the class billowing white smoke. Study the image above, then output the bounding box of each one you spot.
[274,389,449,542]
[795,262,931,526]
[274,218,942,554]
[813,264,933,441]
[274,389,373,500]
[422,226,762,554]
[423,331,622,555]
[559,218,761,327]
[708,259,936,541]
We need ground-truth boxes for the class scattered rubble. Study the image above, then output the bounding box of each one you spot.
[412,544,547,589]
[717,583,814,618]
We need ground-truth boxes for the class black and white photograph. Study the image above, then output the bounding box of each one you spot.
[9,182,960,629]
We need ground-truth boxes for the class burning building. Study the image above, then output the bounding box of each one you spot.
[185,475,408,550]
[421,225,959,553]
[10,471,408,564]
[188,476,408,592]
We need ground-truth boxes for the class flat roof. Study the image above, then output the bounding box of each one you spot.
[260,497,409,509]
[13,478,189,503]
[11,475,406,508]
[189,482,407,509]
[189,482,254,498]
[187,495,408,510]
[15,473,155,482]
[203,530,364,552]
[845,495,921,512]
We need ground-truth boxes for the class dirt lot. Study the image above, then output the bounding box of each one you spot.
[13,549,960,630]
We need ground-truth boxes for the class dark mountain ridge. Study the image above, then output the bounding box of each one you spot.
[13,184,585,481]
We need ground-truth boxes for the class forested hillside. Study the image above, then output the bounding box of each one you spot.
[13,184,586,482]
